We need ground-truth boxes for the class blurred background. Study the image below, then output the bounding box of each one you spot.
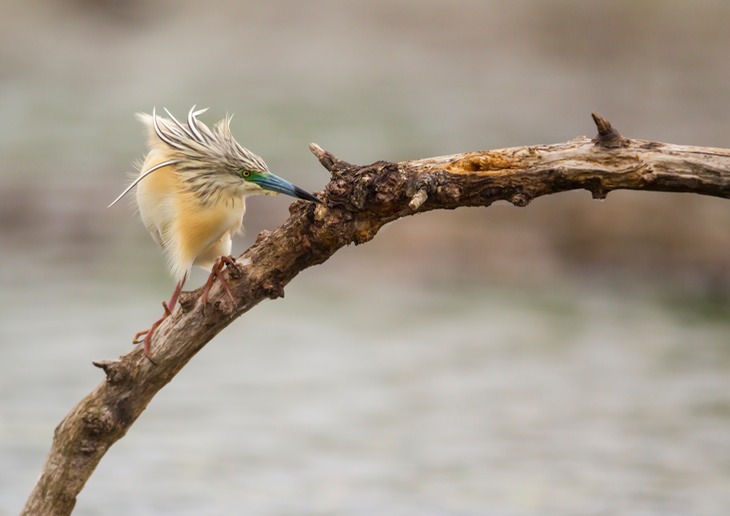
[2,1,730,515]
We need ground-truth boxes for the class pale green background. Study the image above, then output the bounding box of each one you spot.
[1,1,729,515]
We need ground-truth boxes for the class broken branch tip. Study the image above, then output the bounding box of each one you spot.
[591,112,626,147]
[409,188,428,210]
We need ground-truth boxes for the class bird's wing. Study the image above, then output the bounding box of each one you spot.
[134,156,182,262]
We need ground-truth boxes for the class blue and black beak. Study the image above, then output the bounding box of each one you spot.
[254,173,322,204]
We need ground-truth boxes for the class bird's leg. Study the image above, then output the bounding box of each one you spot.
[162,274,186,316]
[133,273,187,360]
[201,256,240,307]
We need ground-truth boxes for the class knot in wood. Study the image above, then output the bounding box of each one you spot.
[82,409,116,439]
[510,192,531,207]
[321,160,401,211]
[352,176,372,209]
[640,164,658,184]
[262,277,285,300]
[437,182,462,202]
[179,291,197,312]
[352,220,380,245]
[372,166,402,204]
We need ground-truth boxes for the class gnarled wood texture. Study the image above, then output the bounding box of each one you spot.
[22,114,730,515]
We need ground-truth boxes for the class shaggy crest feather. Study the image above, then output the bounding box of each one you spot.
[108,106,269,208]
[149,106,269,176]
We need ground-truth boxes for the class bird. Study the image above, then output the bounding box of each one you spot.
[109,106,321,359]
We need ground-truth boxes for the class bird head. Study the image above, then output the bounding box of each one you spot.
[109,107,321,208]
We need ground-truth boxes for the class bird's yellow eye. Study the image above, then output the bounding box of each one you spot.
[240,170,251,178]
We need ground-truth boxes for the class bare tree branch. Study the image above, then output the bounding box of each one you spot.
[22,114,730,515]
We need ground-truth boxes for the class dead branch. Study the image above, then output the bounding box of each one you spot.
[21,113,730,515]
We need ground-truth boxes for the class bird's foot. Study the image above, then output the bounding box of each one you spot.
[132,312,165,365]
[132,275,186,364]
[162,300,173,317]
[201,255,240,307]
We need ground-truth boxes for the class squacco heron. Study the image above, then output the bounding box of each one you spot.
[110,106,321,358]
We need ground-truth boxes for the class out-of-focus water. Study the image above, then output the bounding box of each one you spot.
[2,1,730,514]
[2,264,729,516]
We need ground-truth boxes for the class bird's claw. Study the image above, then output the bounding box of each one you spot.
[201,255,240,309]
[162,301,173,317]
[220,255,243,278]
[132,319,162,364]
[132,275,186,364]
[132,329,148,344]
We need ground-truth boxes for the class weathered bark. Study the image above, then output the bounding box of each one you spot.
[21,114,730,515]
